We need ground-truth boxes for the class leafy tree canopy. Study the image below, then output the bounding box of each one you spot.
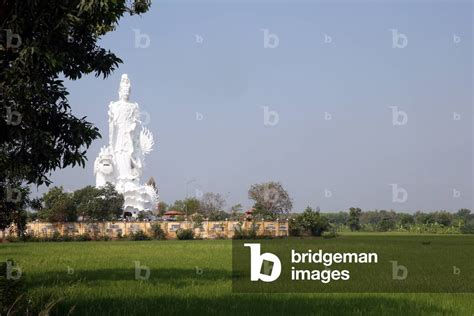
[0,0,150,228]
[248,181,292,219]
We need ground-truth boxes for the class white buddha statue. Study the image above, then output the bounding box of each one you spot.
[94,74,157,217]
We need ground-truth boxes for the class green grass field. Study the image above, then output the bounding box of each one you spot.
[1,235,474,315]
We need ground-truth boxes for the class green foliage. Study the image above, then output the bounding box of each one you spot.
[199,193,227,220]
[129,230,151,241]
[137,212,146,221]
[168,200,186,213]
[248,182,293,219]
[176,228,194,240]
[400,214,415,228]
[169,198,200,216]
[401,223,461,234]
[230,203,243,220]
[192,213,204,229]
[20,232,39,242]
[435,211,453,227]
[0,239,473,315]
[50,231,62,241]
[377,217,396,232]
[322,212,349,227]
[151,223,166,240]
[461,219,474,234]
[415,212,436,225]
[0,0,150,228]
[157,201,168,216]
[457,209,471,221]
[291,207,330,237]
[252,202,275,221]
[0,0,151,185]
[289,218,304,236]
[75,233,93,242]
[74,183,123,221]
[38,187,77,222]
[208,210,229,221]
[17,233,94,242]
[0,184,31,235]
[322,229,338,239]
[348,207,362,231]
[233,223,258,239]
[35,184,123,222]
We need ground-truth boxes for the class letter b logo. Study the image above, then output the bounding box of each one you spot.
[390,260,408,280]
[244,243,281,282]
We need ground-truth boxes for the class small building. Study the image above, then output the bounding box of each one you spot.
[244,208,255,221]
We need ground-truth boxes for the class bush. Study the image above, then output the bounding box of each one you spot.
[129,230,151,241]
[151,223,166,240]
[213,232,228,240]
[233,223,258,239]
[322,230,338,239]
[21,233,39,242]
[97,234,111,241]
[377,217,396,232]
[461,220,474,234]
[289,219,303,237]
[5,235,19,242]
[176,228,194,240]
[75,233,92,241]
[293,207,330,236]
[62,235,74,242]
[192,214,204,229]
[50,231,62,241]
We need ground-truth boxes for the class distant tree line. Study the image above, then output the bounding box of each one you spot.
[324,208,474,233]
[20,181,293,224]
[7,180,474,237]
[290,207,474,236]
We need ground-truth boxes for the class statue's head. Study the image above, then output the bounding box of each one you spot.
[118,74,131,101]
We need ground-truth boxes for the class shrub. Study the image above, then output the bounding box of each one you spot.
[176,228,194,240]
[59,234,75,241]
[21,233,39,242]
[5,235,18,242]
[348,207,362,231]
[461,220,474,234]
[129,230,151,241]
[289,219,303,236]
[97,234,111,241]
[377,217,396,232]
[192,214,204,229]
[293,207,330,236]
[233,223,258,239]
[151,223,166,240]
[50,231,62,241]
[214,232,227,240]
[322,230,338,239]
[75,233,92,241]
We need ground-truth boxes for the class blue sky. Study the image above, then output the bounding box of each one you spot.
[37,0,473,212]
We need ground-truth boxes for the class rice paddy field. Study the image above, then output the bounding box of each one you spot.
[1,235,474,315]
